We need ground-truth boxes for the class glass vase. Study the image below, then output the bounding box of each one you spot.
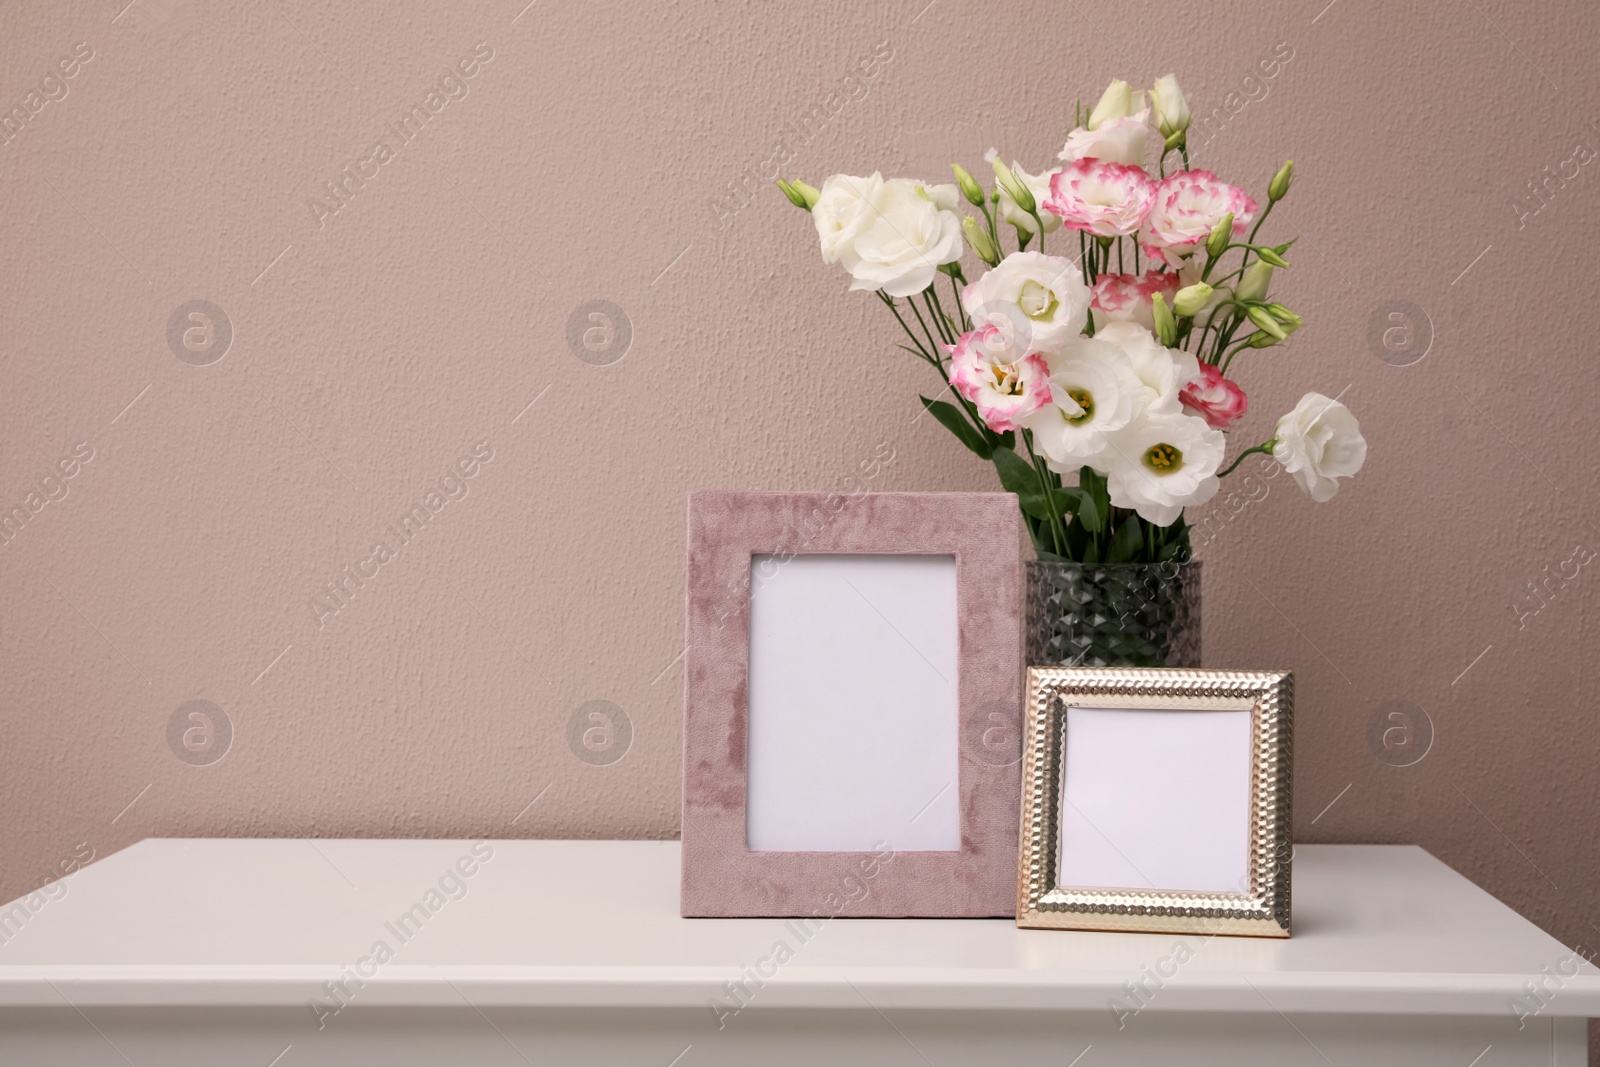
[1024,560,1201,668]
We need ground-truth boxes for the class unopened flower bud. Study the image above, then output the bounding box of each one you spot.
[1236,261,1274,303]
[1254,246,1291,268]
[1151,293,1177,346]
[962,216,1000,266]
[1246,304,1287,340]
[1205,212,1234,259]
[790,179,821,209]
[776,179,810,210]
[1248,330,1281,349]
[1088,79,1135,129]
[990,157,1035,214]
[1173,282,1213,317]
[951,164,985,207]
[1266,303,1303,334]
[1268,159,1294,202]
[1195,285,1232,326]
[1164,128,1186,153]
[1150,74,1191,139]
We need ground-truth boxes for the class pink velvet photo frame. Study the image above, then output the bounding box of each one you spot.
[681,490,1022,917]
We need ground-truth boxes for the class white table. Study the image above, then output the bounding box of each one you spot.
[0,839,1595,1065]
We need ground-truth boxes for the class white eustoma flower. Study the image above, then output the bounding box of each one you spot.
[814,173,963,297]
[1094,320,1200,415]
[920,182,962,212]
[812,172,881,264]
[1103,411,1226,526]
[1272,393,1367,502]
[961,251,1090,356]
[1058,109,1152,167]
[1025,336,1142,471]
[1056,82,1151,166]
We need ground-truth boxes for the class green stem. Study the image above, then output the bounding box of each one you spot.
[926,288,958,344]
[1192,310,1216,359]
[947,271,971,333]
[1213,313,1244,364]
[1246,200,1275,247]
[1021,431,1067,554]
[1236,200,1275,278]
[881,293,998,446]
[981,199,999,247]
[1219,336,1257,375]
[1218,441,1275,478]
[880,294,935,360]
[906,295,945,357]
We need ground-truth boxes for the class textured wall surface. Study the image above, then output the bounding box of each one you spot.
[3,0,1599,1045]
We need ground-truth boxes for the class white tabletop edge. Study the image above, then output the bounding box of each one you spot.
[2,839,1595,1018]
[5,967,1599,1016]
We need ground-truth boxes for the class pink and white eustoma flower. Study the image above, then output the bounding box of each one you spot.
[948,321,1053,434]
[1044,159,1154,238]
[1141,170,1257,268]
[1179,362,1249,429]
[1090,270,1180,333]
[1024,336,1143,471]
[961,251,1091,356]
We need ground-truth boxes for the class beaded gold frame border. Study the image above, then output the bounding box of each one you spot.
[1017,667,1293,937]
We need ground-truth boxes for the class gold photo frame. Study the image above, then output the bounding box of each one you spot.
[1017,667,1293,937]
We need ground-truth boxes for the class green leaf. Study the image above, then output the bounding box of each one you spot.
[996,449,1052,520]
[991,446,1038,496]
[1023,514,1056,558]
[1106,513,1144,564]
[993,446,1074,522]
[1156,515,1192,561]
[1055,485,1084,518]
[920,396,992,459]
[1063,515,1089,558]
[1074,466,1106,533]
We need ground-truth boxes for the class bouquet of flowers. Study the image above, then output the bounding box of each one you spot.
[778,75,1366,566]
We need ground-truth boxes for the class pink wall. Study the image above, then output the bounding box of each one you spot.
[3,0,1598,1033]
